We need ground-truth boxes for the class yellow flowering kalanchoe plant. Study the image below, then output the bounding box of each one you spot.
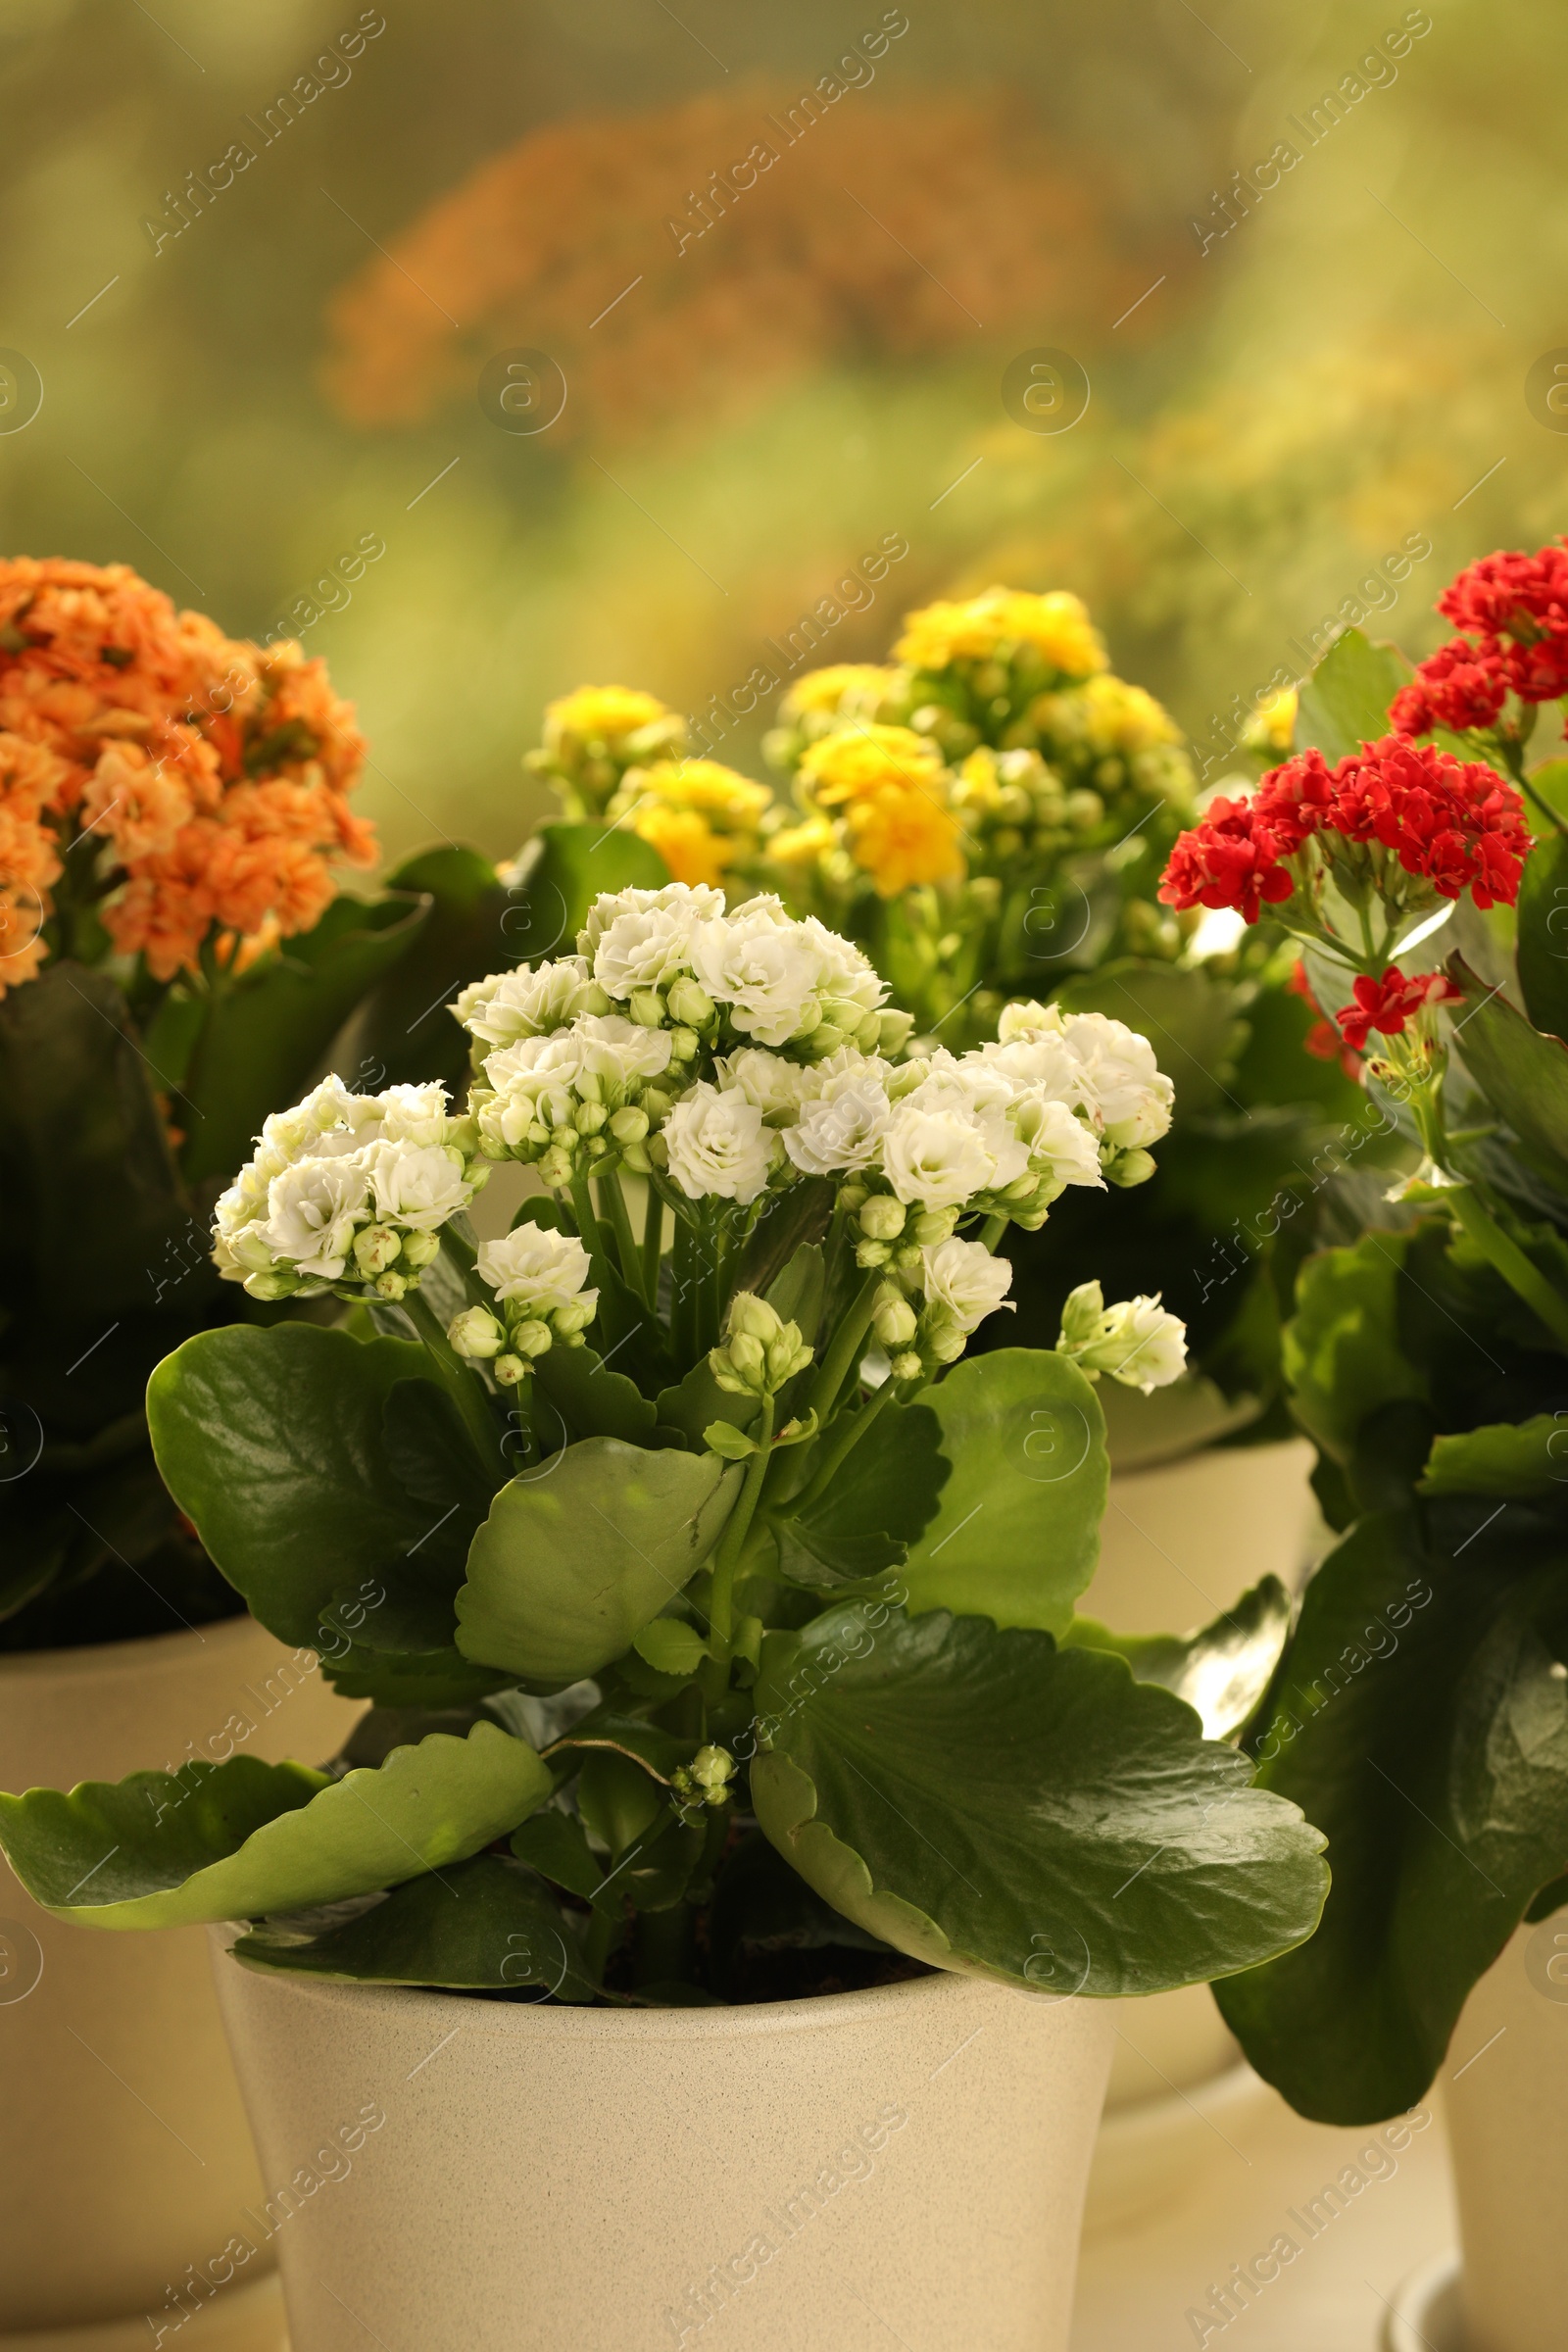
[0,885,1328,2007]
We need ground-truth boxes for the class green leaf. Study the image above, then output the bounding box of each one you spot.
[179,894,427,1184]
[1447,953,1568,1189]
[1065,1577,1293,1740]
[1420,1414,1568,1503]
[899,1350,1107,1636]
[732,1178,835,1306]
[544,1710,698,1783]
[510,1808,603,1901]
[773,1520,906,1589]
[632,1619,710,1676]
[505,822,670,964]
[763,1242,827,1350]
[0,1725,549,1928]
[455,1441,738,1685]
[148,1325,467,1647]
[229,1853,595,1998]
[533,1338,660,1446]
[332,847,509,1095]
[751,1605,1328,1995]
[1294,628,1411,764]
[656,1359,761,1449]
[1515,830,1568,1045]
[1217,1513,1568,2123]
[1055,959,1243,1119]
[576,1749,666,1855]
[1282,1230,1426,1465]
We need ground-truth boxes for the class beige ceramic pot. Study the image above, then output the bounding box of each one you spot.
[1443,1913,1568,2352]
[0,1615,357,2352]
[212,1942,1114,2352]
[1081,1436,1320,2229]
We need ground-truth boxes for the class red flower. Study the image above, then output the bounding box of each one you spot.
[1391,637,1510,736]
[1335,964,1464,1053]
[1253,744,1338,852]
[1437,542,1568,641]
[1287,956,1360,1072]
[1158,794,1296,922]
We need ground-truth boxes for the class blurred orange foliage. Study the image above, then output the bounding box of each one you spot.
[321,88,1187,444]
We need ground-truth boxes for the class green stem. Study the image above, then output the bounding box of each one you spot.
[707,1393,774,1668]
[806,1270,881,1423]
[1448,1188,1568,1349]
[979,1212,1007,1251]
[789,1378,897,1515]
[641,1181,664,1311]
[597,1166,643,1298]
[568,1170,608,1263]
[404,1288,504,1465]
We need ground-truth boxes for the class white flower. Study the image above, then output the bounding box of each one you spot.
[662,1082,775,1202]
[798,916,887,1017]
[906,1052,1018,1123]
[1057,1281,1188,1394]
[362,1140,474,1231]
[580,883,724,997]
[975,1031,1091,1112]
[370,1082,454,1149]
[919,1237,1015,1335]
[258,1157,369,1280]
[1009,1097,1104,1194]
[714,1048,815,1122]
[573,1013,674,1087]
[478,1223,597,1318]
[879,1103,1004,1209]
[476,1033,586,1149]
[691,902,824,1048]
[1060,1013,1175,1150]
[996,999,1064,1044]
[454,957,600,1049]
[782,1056,892,1176]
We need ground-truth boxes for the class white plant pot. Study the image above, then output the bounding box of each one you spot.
[0,1616,358,2348]
[1441,1915,1568,2352]
[1081,1437,1320,2228]
[212,1942,1114,2352]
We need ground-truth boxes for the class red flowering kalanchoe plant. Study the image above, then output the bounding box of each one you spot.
[1391,537,1568,766]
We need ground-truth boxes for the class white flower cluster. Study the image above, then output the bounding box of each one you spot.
[213,1078,487,1302]
[1055,1280,1188,1395]
[447,1223,599,1387]
[871,1234,1017,1381]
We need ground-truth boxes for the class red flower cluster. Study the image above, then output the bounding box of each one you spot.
[1286,957,1358,1073]
[1159,735,1529,923]
[1393,540,1568,736]
[1335,965,1464,1054]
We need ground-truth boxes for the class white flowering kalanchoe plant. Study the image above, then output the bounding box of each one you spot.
[0,884,1327,2011]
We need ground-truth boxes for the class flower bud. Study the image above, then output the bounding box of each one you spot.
[552,1298,596,1336]
[629,988,664,1029]
[856,1012,884,1054]
[641,1087,673,1123]
[889,1349,924,1383]
[666,977,714,1028]
[924,1319,967,1364]
[667,1025,699,1062]
[729,1293,782,1343]
[728,1333,767,1382]
[449,1307,505,1358]
[619,1140,652,1174]
[690,1744,735,1802]
[892,1240,923,1270]
[838,1178,869,1210]
[492,1353,528,1385]
[909,1206,958,1248]
[877,1008,916,1057]
[372,1270,408,1302]
[873,1296,918,1348]
[400,1231,441,1268]
[574,1101,608,1136]
[856,1237,891,1268]
[858,1196,906,1242]
[1105,1148,1157,1189]
[242,1268,299,1300]
[353,1224,401,1275]
[609,1105,649,1145]
[537,1143,574,1187]
[512,1318,554,1358]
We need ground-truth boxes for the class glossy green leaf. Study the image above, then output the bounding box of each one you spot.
[1282,1229,1425,1464]
[1055,959,1243,1119]
[1516,829,1568,1045]
[229,1853,595,1998]
[577,1749,665,1855]
[655,1358,760,1449]
[899,1350,1107,1635]
[533,1338,660,1446]
[751,1605,1328,1996]
[455,1441,738,1684]
[1065,1576,1292,1740]
[773,1519,906,1589]
[1448,954,1568,1188]
[0,1725,549,1928]
[505,822,669,964]
[1217,1512,1568,2123]
[148,1325,467,1647]
[510,1808,603,1901]
[762,1242,827,1350]
[331,847,509,1095]
[1420,1414,1568,1502]
[632,1619,710,1676]
[1294,627,1410,764]
[179,894,427,1183]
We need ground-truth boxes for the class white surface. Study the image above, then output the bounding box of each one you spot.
[1072,2074,1456,2351]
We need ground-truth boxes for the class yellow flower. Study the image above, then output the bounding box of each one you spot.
[777,664,896,724]
[1244,686,1298,757]
[1034,674,1181,757]
[895,587,1108,679]
[798,723,946,808]
[842,783,965,897]
[624,758,772,829]
[767,813,836,868]
[951,746,1007,817]
[629,804,735,889]
[543,683,673,752]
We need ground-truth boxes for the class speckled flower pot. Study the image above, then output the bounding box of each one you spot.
[0,1617,355,2349]
[1443,1914,1568,2352]
[211,1943,1114,2352]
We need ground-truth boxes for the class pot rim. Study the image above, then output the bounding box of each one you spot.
[210,1931,1056,2045]
[0,1607,270,1690]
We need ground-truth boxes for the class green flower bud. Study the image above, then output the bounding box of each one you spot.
[838,1179,869,1211]
[856,1237,892,1269]
[1105,1148,1157,1189]
[353,1224,401,1275]
[856,1011,884,1054]
[667,1026,699,1062]
[873,1296,918,1348]
[892,1240,923,1270]
[575,1069,605,1106]
[858,1196,906,1242]
[242,1268,299,1301]
[877,1008,916,1057]
[512,1319,554,1358]
[609,1105,649,1145]
[400,1231,441,1269]
[1002,1173,1036,1202]
[788,998,823,1039]
[619,1140,653,1174]
[889,1349,925,1383]
[584,1133,609,1158]
[909,1206,958,1248]
[372,1271,408,1301]
[492,1353,528,1385]
[924,1319,966,1364]
[629,989,664,1029]
[574,1100,608,1136]
[729,1293,782,1343]
[666,977,714,1027]
[690,1744,735,1802]
[728,1333,767,1382]
[552,1298,595,1336]
[449,1306,505,1358]
[641,1087,673,1123]
[538,1143,574,1187]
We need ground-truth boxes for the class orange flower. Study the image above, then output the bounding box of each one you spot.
[0,557,374,995]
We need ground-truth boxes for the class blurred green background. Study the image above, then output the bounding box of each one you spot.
[0,0,1558,866]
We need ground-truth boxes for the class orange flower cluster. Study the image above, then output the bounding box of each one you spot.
[0,559,373,993]
[320,91,1186,444]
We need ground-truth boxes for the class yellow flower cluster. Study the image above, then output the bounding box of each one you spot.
[895,587,1108,681]
[792,724,964,898]
[1031,674,1181,759]
[1242,685,1298,760]
[525,683,686,818]
[608,758,771,889]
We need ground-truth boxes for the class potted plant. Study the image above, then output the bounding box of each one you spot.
[0,880,1327,2352]
[1156,543,1568,2352]
[0,557,652,2344]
